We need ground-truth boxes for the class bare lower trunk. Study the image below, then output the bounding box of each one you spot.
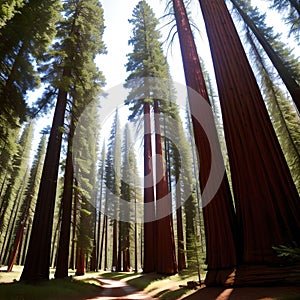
[199,0,300,285]
[173,0,237,285]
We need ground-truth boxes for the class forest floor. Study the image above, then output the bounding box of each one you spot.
[0,266,300,299]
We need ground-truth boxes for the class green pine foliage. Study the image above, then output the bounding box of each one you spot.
[74,99,100,268]
[120,124,141,271]
[244,28,300,192]
[35,0,105,115]
[229,0,300,109]
[104,109,122,270]
[0,0,60,133]
[267,0,300,41]
[0,0,24,28]
[125,0,173,119]
[0,122,33,238]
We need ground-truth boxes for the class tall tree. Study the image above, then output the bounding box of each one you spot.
[120,124,140,271]
[125,0,177,275]
[7,134,46,271]
[0,0,59,138]
[198,0,300,285]
[74,100,99,276]
[105,110,122,271]
[171,0,237,285]
[0,122,33,236]
[0,0,24,28]
[20,0,105,281]
[243,26,300,192]
[267,0,300,41]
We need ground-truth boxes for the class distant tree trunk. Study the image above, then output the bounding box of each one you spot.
[20,218,32,265]
[117,222,122,271]
[198,0,300,285]
[172,0,237,286]
[112,220,118,271]
[123,234,130,272]
[143,102,156,273]
[96,162,104,271]
[134,197,138,273]
[55,117,75,278]
[154,100,177,275]
[75,247,85,276]
[69,177,79,270]
[104,215,108,270]
[99,214,105,270]
[175,174,186,271]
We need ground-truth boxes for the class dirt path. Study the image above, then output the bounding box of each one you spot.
[85,278,155,300]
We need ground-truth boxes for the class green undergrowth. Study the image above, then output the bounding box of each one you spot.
[0,277,101,300]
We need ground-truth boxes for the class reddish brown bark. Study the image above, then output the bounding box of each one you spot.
[143,102,156,273]
[198,0,300,284]
[172,0,237,286]
[55,118,75,279]
[75,247,85,276]
[20,84,69,282]
[154,101,178,275]
[7,223,24,272]
[112,219,118,270]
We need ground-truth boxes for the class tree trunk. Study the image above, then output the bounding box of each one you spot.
[154,100,177,275]
[172,0,237,286]
[20,78,69,281]
[69,178,79,270]
[175,176,186,271]
[143,102,156,273]
[75,247,85,276]
[199,0,300,285]
[112,220,118,271]
[55,117,75,278]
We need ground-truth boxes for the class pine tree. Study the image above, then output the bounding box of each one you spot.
[7,134,46,271]
[104,110,121,271]
[0,0,60,136]
[120,124,140,271]
[229,0,300,113]
[74,100,99,276]
[0,122,33,237]
[125,0,177,275]
[0,0,24,28]
[21,0,105,282]
[243,27,300,192]
[267,0,300,41]
[96,142,106,271]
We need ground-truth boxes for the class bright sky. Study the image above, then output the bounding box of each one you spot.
[30,0,297,163]
[95,0,285,90]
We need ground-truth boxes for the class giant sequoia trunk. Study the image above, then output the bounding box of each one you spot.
[143,102,156,273]
[55,117,75,279]
[154,100,177,275]
[199,0,300,285]
[20,84,69,282]
[172,0,237,286]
